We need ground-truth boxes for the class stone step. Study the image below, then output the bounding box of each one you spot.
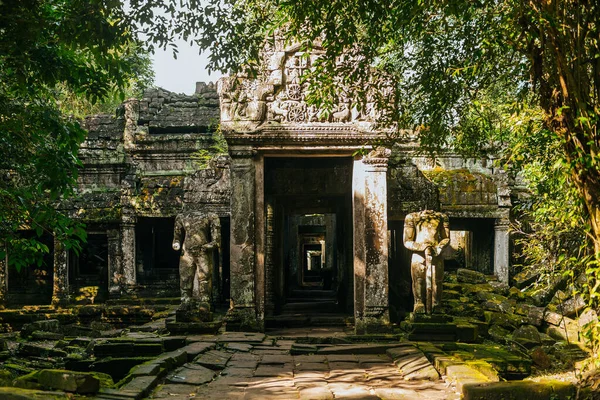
[290,289,336,298]
[281,301,340,314]
[266,313,352,328]
[286,297,338,303]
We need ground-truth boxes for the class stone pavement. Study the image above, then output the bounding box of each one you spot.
[144,331,461,400]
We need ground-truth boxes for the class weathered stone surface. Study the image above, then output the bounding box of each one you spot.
[167,364,215,385]
[119,375,161,398]
[551,295,586,318]
[31,331,65,341]
[529,347,552,369]
[514,303,544,326]
[488,325,512,343]
[194,349,232,370]
[21,319,60,338]
[462,380,576,400]
[129,363,161,377]
[512,325,541,348]
[0,387,70,399]
[180,341,215,361]
[457,269,487,284]
[446,364,490,392]
[38,369,100,394]
[511,269,540,289]
[18,343,67,358]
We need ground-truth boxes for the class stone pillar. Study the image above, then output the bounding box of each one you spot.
[121,217,136,290]
[0,244,7,306]
[265,202,275,316]
[227,148,259,330]
[52,238,69,306]
[362,150,390,331]
[494,218,510,285]
[107,229,121,296]
[352,157,367,332]
[255,154,265,330]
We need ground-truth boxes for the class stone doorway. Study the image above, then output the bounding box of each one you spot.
[264,157,354,327]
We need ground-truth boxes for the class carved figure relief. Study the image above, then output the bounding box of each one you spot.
[403,210,450,314]
[172,212,221,310]
[217,36,393,129]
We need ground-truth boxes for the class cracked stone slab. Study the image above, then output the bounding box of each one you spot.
[180,341,215,361]
[167,364,216,385]
[194,349,232,370]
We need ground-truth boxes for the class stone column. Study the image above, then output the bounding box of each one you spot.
[494,218,510,285]
[0,243,7,306]
[255,154,265,331]
[265,202,275,316]
[52,238,69,306]
[121,216,136,290]
[226,148,259,330]
[107,229,121,296]
[362,150,390,331]
[352,157,367,333]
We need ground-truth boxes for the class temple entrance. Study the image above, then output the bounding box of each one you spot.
[264,157,353,327]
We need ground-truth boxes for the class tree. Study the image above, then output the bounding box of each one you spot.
[0,0,151,270]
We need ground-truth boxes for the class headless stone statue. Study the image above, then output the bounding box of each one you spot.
[172,211,220,320]
[403,211,450,314]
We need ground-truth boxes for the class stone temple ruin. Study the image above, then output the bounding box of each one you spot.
[1,41,596,400]
[0,43,513,333]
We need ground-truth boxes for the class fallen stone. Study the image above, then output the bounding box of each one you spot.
[457,269,487,284]
[38,369,100,394]
[530,347,552,369]
[552,295,586,318]
[578,308,598,328]
[167,364,215,385]
[484,311,525,329]
[512,269,540,289]
[18,343,67,358]
[547,325,580,343]
[61,324,101,338]
[512,325,541,348]
[194,349,232,370]
[31,331,65,341]
[514,303,545,326]
[21,319,60,338]
[526,275,567,306]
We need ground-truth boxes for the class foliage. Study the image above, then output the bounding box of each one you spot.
[0,0,150,271]
[192,127,229,170]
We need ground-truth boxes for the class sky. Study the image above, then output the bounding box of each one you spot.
[151,39,225,94]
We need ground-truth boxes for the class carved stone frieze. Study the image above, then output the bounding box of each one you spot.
[218,36,393,133]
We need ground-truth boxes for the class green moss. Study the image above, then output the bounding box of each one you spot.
[0,387,70,399]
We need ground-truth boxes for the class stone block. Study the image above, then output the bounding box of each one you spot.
[456,324,478,343]
[167,364,216,385]
[512,325,541,348]
[21,319,60,338]
[180,341,215,361]
[194,349,232,370]
[457,269,487,284]
[129,363,161,377]
[514,303,544,326]
[31,331,65,341]
[511,269,540,289]
[18,343,68,358]
[154,349,188,370]
[0,387,70,399]
[462,380,576,400]
[446,364,490,392]
[93,342,134,357]
[119,375,161,398]
[488,325,511,343]
[38,369,100,394]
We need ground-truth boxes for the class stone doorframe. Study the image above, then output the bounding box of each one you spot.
[226,144,391,333]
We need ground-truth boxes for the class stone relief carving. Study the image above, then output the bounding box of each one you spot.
[217,36,391,130]
[403,210,450,314]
